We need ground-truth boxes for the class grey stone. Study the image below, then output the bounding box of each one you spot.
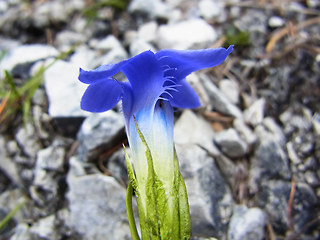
[200,74,242,119]
[157,18,217,50]
[107,148,128,185]
[255,180,318,234]
[287,141,302,164]
[66,157,131,240]
[15,123,42,160]
[55,30,87,52]
[32,0,84,28]
[32,105,50,140]
[233,9,268,50]
[31,88,47,107]
[249,136,291,193]
[6,140,20,156]
[29,215,57,239]
[30,140,66,206]
[243,98,265,126]
[0,189,27,223]
[219,79,240,105]
[35,140,65,172]
[312,112,320,134]
[214,154,237,187]
[280,105,313,135]
[233,119,257,146]
[176,144,234,239]
[228,205,267,240]
[43,59,89,118]
[0,44,58,78]
[260,117,286,146]
[174,110,220,156]
[186,73,211,108]
[10,223,33,240]
[304,171,319,187]
[214,128,248,158]
[77,111,125,161]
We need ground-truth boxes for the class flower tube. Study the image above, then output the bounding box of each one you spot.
[78,46,233,239]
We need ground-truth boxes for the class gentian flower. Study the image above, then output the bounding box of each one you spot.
[78,46,233,240]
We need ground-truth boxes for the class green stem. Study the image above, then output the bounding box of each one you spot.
[126,183,140,240]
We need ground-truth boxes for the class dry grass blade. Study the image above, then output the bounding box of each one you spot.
[0,92,10,117]
[288,178,295,231]
[266,16,320,53]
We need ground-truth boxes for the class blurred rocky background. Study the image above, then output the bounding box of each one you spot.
[0,0,319,239]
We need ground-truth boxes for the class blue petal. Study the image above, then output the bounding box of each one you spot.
[81,79,122,112]
[121,50,164,113]
[167,79,201,109]
[155,45,234,81]
[119,82,134,125]
[79,61,128,84]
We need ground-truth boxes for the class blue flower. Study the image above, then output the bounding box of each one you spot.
[79,46,233,239]
[79,46,233,119]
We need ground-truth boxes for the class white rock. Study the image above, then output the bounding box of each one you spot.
[228,205,267,240]
[92,35,123,51]
[30,215,56,239]
[96,47,128,66]
[36,141,65,171]
[166,0,184,7]
[43,60,89,118]
[174,110,220,155]
[198,0,223,19]
[214,128,248,158]
[0,1,8,13]
[268,16,285,28]
[157,18,217,50]
[10,223,33,240]
[243,98,265,126]
[70,45,97,69]
[138,21,158,43]
[219,79,240,105]
[0,37,20,51]
[129,0,171,18]
[0,44,58,78]
[233,118,257,146]
[261,117,286,146]
[130,39,156,56]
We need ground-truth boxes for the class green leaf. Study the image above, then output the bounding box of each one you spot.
[4,70,19,98]
[0,200,25,231]
[178,172,191,239]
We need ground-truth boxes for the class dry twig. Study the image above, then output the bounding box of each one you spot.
[266,16,320,52]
